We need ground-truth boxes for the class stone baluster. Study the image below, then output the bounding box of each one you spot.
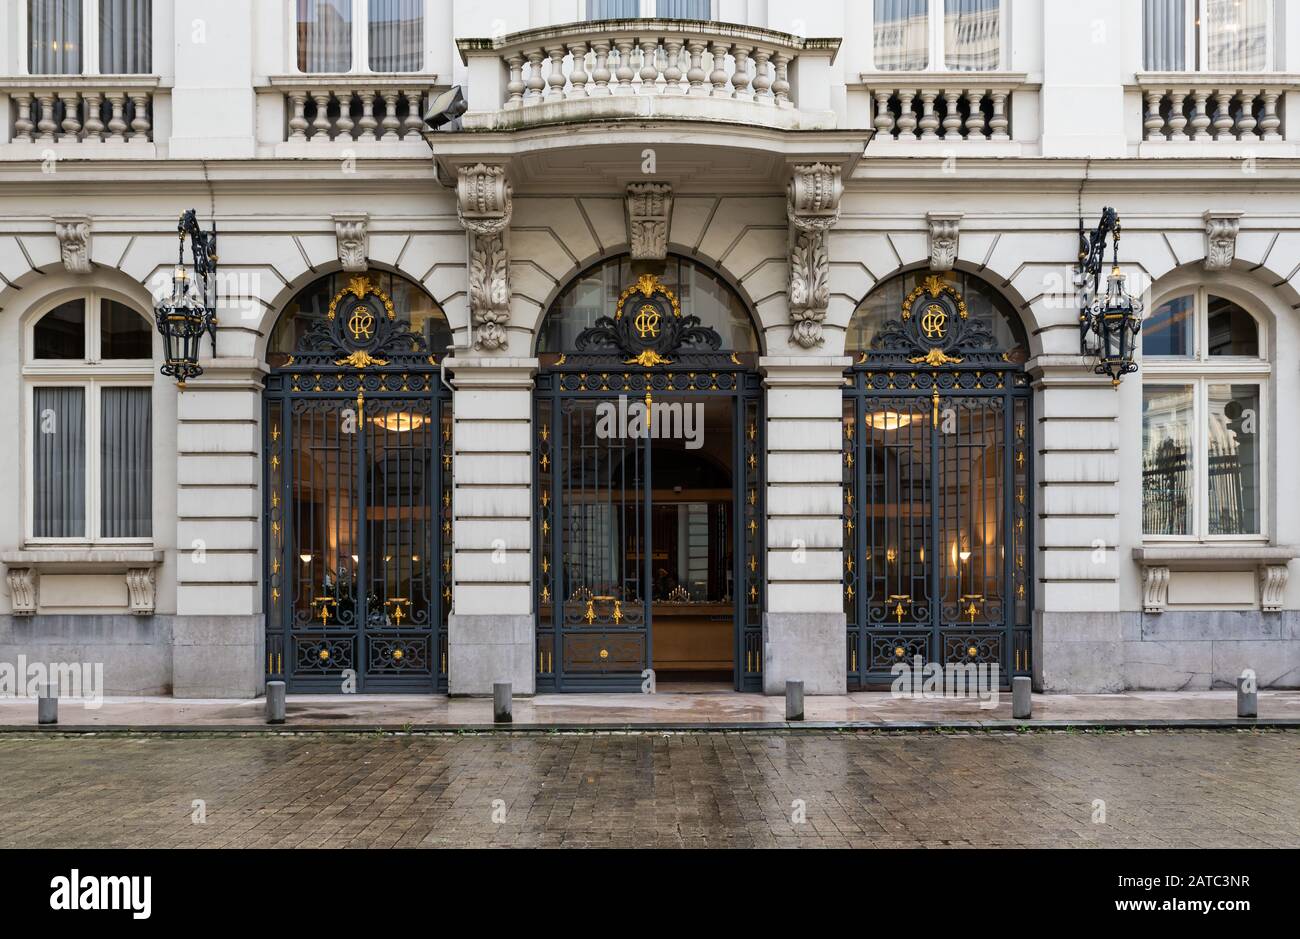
[106,93,127,141]
[772,52,791,106]
[58,91,82,140]
[709,41,731,97]
[569,42,589,98]
[663,39,685,95]
[13,94,35,142]
[873,90,895,137]
[129,92,150,141]
[639,39,661,94]
[917,89,939,139]
[1258,90,1281,140]
[83,92,103,141]
[964,89,988,139]
[942,89,962,139]
[896,91,917,138]
[380,91,400,140]
[525,50,546,104]
[505,55,526,109]
[732,45,753,102]
[1166,89,1188,140]
[36,93,58,142]
[1189,90,1211,140]
[614,40,636,95]
[288,92,309,139]
[1234,90,1257,139]
[358,92,377,139]
[686,40,708,96]
[544,46,566,102]
[590,41,612,95]
[402,91,423,138]
[751,48,772,104]
[989,89,1009,140]
[1143,89,1167,140]
[1212,91,1236,140]
[335,91,355,140]
[311,92,331,141]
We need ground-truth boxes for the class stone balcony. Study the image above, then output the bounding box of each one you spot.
[259,74,446,157]
[456,19,842,132]
[855,71,1037,154]
[1131,72,1300,155]
[0,75,163,158]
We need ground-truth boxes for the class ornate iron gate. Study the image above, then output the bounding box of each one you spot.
[534,275,764,692]
[844,276,1032,688]
[264,277,451,692]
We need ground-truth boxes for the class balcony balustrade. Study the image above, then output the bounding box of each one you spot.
[860,73,1032,144]
[1136,74,1296,143]
[3,77,159,148]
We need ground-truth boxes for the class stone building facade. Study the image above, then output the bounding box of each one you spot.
[0,0,1297,697]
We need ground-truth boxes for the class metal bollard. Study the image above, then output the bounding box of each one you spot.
[1012,676,1032,719]
[493,682,512,723]
[266,680,286,724]
[1236,672,1257,718]
[37,682,57,725]
[785,680,804,722]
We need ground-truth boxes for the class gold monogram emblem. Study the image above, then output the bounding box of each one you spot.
[920,303,947,340]
[348,305,375,340]
[633,304,661,339]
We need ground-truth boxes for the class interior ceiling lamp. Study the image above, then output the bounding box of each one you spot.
[155,208,218,387]
[1076,206,1143,386]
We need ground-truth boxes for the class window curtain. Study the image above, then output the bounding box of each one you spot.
[99,0,151,73]
[1143,0,1186,70]
[28,0,82,74]
[657,0,710,18]
[1206,0,1271,71]
[588,0,640,17]
[297,0,352,73]
[33,387,86,538]
[101,388,152,539]
[368,0,421,72]
[944,0,999,71]
[874,0,929,71]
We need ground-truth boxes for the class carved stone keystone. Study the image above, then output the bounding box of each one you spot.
[456,163,513,351]
[927,211,962,271]
[626,182,673,260]
[333,213,369,272]
[54,216,92,274]
[1203,211,1242,271]
[786,163,843,349]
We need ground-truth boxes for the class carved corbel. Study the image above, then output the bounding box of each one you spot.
[927,211,962,272]
[1260,563,1289,613]
[1203,211,1242,272]
[54,216,92,274]
[126,568,156,616]
[1141,565,1170,614]
[6,568,37,615]
[626,182,673,260]
[456,163,513,351]
[333,213,369,273]
[786,163,843,349]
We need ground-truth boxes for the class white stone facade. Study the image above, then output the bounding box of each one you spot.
[0,1,1297,696]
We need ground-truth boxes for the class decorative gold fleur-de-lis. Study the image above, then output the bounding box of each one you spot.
[541,491,550,507]
[541,520,550,536]
[747,454,757,471]
[748,519,757,535]
[749,585,758,601]
[747,423,756,441]
[271,455,280,470]
[540,585,550,602]
[271,424,280,442]
[541,557,550,573]
[1016,450,1025,468]
[584,599,595,625]
[748,489,756,506]
[540,454,550,471]
[612,600,623,624]
[540,424,549,442]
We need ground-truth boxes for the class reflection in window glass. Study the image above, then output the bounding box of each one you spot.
[1143,385,1194,536]
[1207,384,1260,535]
[1143,294,1194,357]
[101,300,152,359]
[368,0,422,72]
[874,0,930,70]
[1205,0,1272,72]
[1206,296,1259,357]
[297,0,352,73]
[945,0,1000,71]
[34,299,86,359]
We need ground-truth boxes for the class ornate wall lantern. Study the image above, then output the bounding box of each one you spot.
[1076,206,1143,386]
[154,209,218,387]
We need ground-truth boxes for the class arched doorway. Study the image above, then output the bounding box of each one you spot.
[843,270,1032,688]
[263,271,454,692]
[534,254,764,692]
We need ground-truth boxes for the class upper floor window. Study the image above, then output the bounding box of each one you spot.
[873,0,1002,72]
[1142,288,1268,539]
[1143,0,1276,72]
[27,0,151,75]
[586,0,713,17]
[24,293,155,543]
[297,0,424,73]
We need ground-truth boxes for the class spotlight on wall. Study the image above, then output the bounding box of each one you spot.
[424,85,467,132]
[1075,206,1143,386]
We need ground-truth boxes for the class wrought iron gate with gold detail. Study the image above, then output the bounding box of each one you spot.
[264,276,452,692]
[843,275,1032,687]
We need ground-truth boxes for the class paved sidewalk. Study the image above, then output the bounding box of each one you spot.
[1,688,1297,730]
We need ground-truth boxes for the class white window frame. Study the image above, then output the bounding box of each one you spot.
[22,289,156,547]
[869,0,1010,73]
[290,0,435,75]
[19,0,157,76]
[1146,0,1277,72]
[1142,285,1271,543]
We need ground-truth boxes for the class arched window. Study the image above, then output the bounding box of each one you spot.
[537,254,759,356]
[267,269,452,368]
[24,290,155,542]
[847,268,1028,361]
[1141,287,1268,538]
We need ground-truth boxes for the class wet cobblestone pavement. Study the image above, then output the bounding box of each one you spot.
[1,730,1296,848]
